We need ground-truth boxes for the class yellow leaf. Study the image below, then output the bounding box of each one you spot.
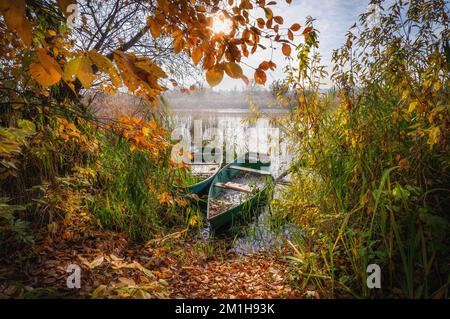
[189,215,198,227]
[91,285,108,299]
[88,255,104,269]
[108,68,122,88]
[428,126,441,146]
[206,66,224,87]
[401,89,409,100]
[264,7,273,20]
[77,57,95,88]
[118,277,136,287]
[113,50,166,103]
[29,48,62,87]
[63,57,82,81]
[433,81,441,91]
[88,49,113,73]
[224,62,243,79]
[408,101,418,113]
[66,123,77,131]
[134,60,166,78]
[158,192,173,205]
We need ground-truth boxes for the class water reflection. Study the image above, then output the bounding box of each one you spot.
[231,206,305,255]
[170,108,292,177]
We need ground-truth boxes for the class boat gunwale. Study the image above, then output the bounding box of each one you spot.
[206,156,273,222]
[207,178,272,222]
[186,161,222,189]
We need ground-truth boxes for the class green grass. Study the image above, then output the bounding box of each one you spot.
[86,134,184,241]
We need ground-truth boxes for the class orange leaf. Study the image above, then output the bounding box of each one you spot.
[274,16,284,24]
[0,0,32,46]
[288,29,294,41]
[282,43,291,57]
[259,61,270,71]
[303,26,313,35]
[290,23,301,32]
[29,48,63,87]
[257,18,265,29]
[254,69,266,85]
[241,75,249,85]
[191,47,203,66]
[147,17,162,38]
[173,36,185,54]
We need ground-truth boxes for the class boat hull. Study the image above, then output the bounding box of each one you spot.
[186,172,217,195]
[207,153,273,231]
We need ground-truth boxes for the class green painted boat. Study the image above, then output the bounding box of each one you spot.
[207,152,273,230]
[185,162,221,195]
[175,145,223,195]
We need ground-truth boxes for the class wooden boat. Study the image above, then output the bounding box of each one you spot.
[173,145,222,195]
[185,161,221,195]
[207,152,273,230]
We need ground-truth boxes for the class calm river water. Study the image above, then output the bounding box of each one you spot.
[170,108,292,177]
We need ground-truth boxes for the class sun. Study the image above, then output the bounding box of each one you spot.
[212,15,233,35]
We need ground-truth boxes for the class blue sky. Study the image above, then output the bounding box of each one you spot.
[218,0,370,90]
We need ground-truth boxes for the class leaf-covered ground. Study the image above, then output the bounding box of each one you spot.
[169,254,299,298]
[0,215,308,299]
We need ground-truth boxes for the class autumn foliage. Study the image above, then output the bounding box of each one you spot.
[0,0,298,226]
[1,0,448,300]
[0,0,306,102]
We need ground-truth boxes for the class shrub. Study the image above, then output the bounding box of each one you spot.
[274,3,449,298]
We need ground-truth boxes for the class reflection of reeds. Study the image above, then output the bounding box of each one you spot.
[170,112,292,169]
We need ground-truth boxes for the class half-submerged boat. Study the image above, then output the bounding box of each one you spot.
[207,152,273,230]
